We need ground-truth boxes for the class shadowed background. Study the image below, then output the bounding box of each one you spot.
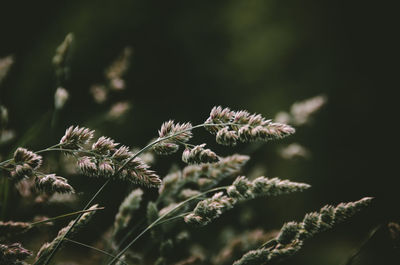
[0,0,397,264]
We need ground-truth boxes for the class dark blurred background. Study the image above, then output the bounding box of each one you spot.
[0,0,398,264]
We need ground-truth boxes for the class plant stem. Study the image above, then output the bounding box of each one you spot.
[108,186,228,265]
[64,238,129,265]
[116,122,237,173]
[37,178,111,265]
[153,211,191,227]
[33,122,236,264]
[30,207,105,226]
[344,224,382,265]
[0,143,62,167]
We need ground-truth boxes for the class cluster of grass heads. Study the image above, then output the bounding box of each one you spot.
[0,34,372,265]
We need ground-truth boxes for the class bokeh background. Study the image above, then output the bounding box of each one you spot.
[0,0,397,264]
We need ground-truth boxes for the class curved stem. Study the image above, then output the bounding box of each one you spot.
[115,220,146,249]
[108,186,228,265]
[37,178,111,265]
[116,122,237,174]
[31,122,236,265]
[0,143,62,166]
[37,148,100,157]
[64,238,129,265]
[344,224,382,265]
[30,207,105,226]
[153,211,191,227]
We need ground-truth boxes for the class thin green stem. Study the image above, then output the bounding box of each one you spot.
[259,239,278,249]
[30,207,105,226]
[37,178,111,265]
[115,219,146,249]
[108,186,228,265]
[344,224,382,265]
[34,122,236,265]
[116,122,237,174]
[37,147,100,157]
[0,143,62,167]
[153,211,191,227]
[64,238,129,265]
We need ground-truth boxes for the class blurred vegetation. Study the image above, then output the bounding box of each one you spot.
[0,0,397,264]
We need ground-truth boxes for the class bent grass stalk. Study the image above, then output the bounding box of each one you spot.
[64,238,129,265]
[107,186,229,265]
[37,178,111,265]
[37,122,238,265]
[30,207,105,226]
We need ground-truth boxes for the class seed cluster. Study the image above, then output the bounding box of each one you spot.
[35,174,74,194]
[9,148,42,182]
[0,243,32,265]
[233,197,373,265]
[35,204,99,265]
[60,126,162,187]
[181,144,219,164]
[158,154,249,204]
[184,176,310,226]
[205,106,295,146]
[153,120,193,155]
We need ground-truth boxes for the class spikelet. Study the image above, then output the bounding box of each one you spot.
[113,188,143,236]
[107,101,131,120]
[77,156,98,176]
[279,143,310,160]
[98,158,115,178]
[0,243,32,265]
[275,95,327,126]
[290,95,327,126]
[35,174,74,194]
[0,105,9,127]
[158,203,180,217]
[8,147,43,182]
[13,148,42,170]
[201,154,249,188]
[92,136,118,155]
[184,192,235,226]
[112,145,133,161]
[185,176,309,227]
[123,157,161,187]
[153,142,180,155]
[0,55,14,85]
[205,106,295,145]
[153,120,193,155]
[216,127,239,146]
[90,84,108,103]
[182,144,219,164]
[158,171,183,203]
[232,248,270,265]
[158,154,249,204]
[178,189,201,200]
[205,106,235,134]
[59,126,94,149]
[52,33,74,68]
[54,87,69,110]
[105,47,132,90]
[35,204,99,265]
[77,147,160,187]
[297,197,374,239]
[212,229,278,265]
[227,176,310,201]
[0,221,32,237]
[276,222,301,245]
[234,197,373,265]
[233,240,303,265]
